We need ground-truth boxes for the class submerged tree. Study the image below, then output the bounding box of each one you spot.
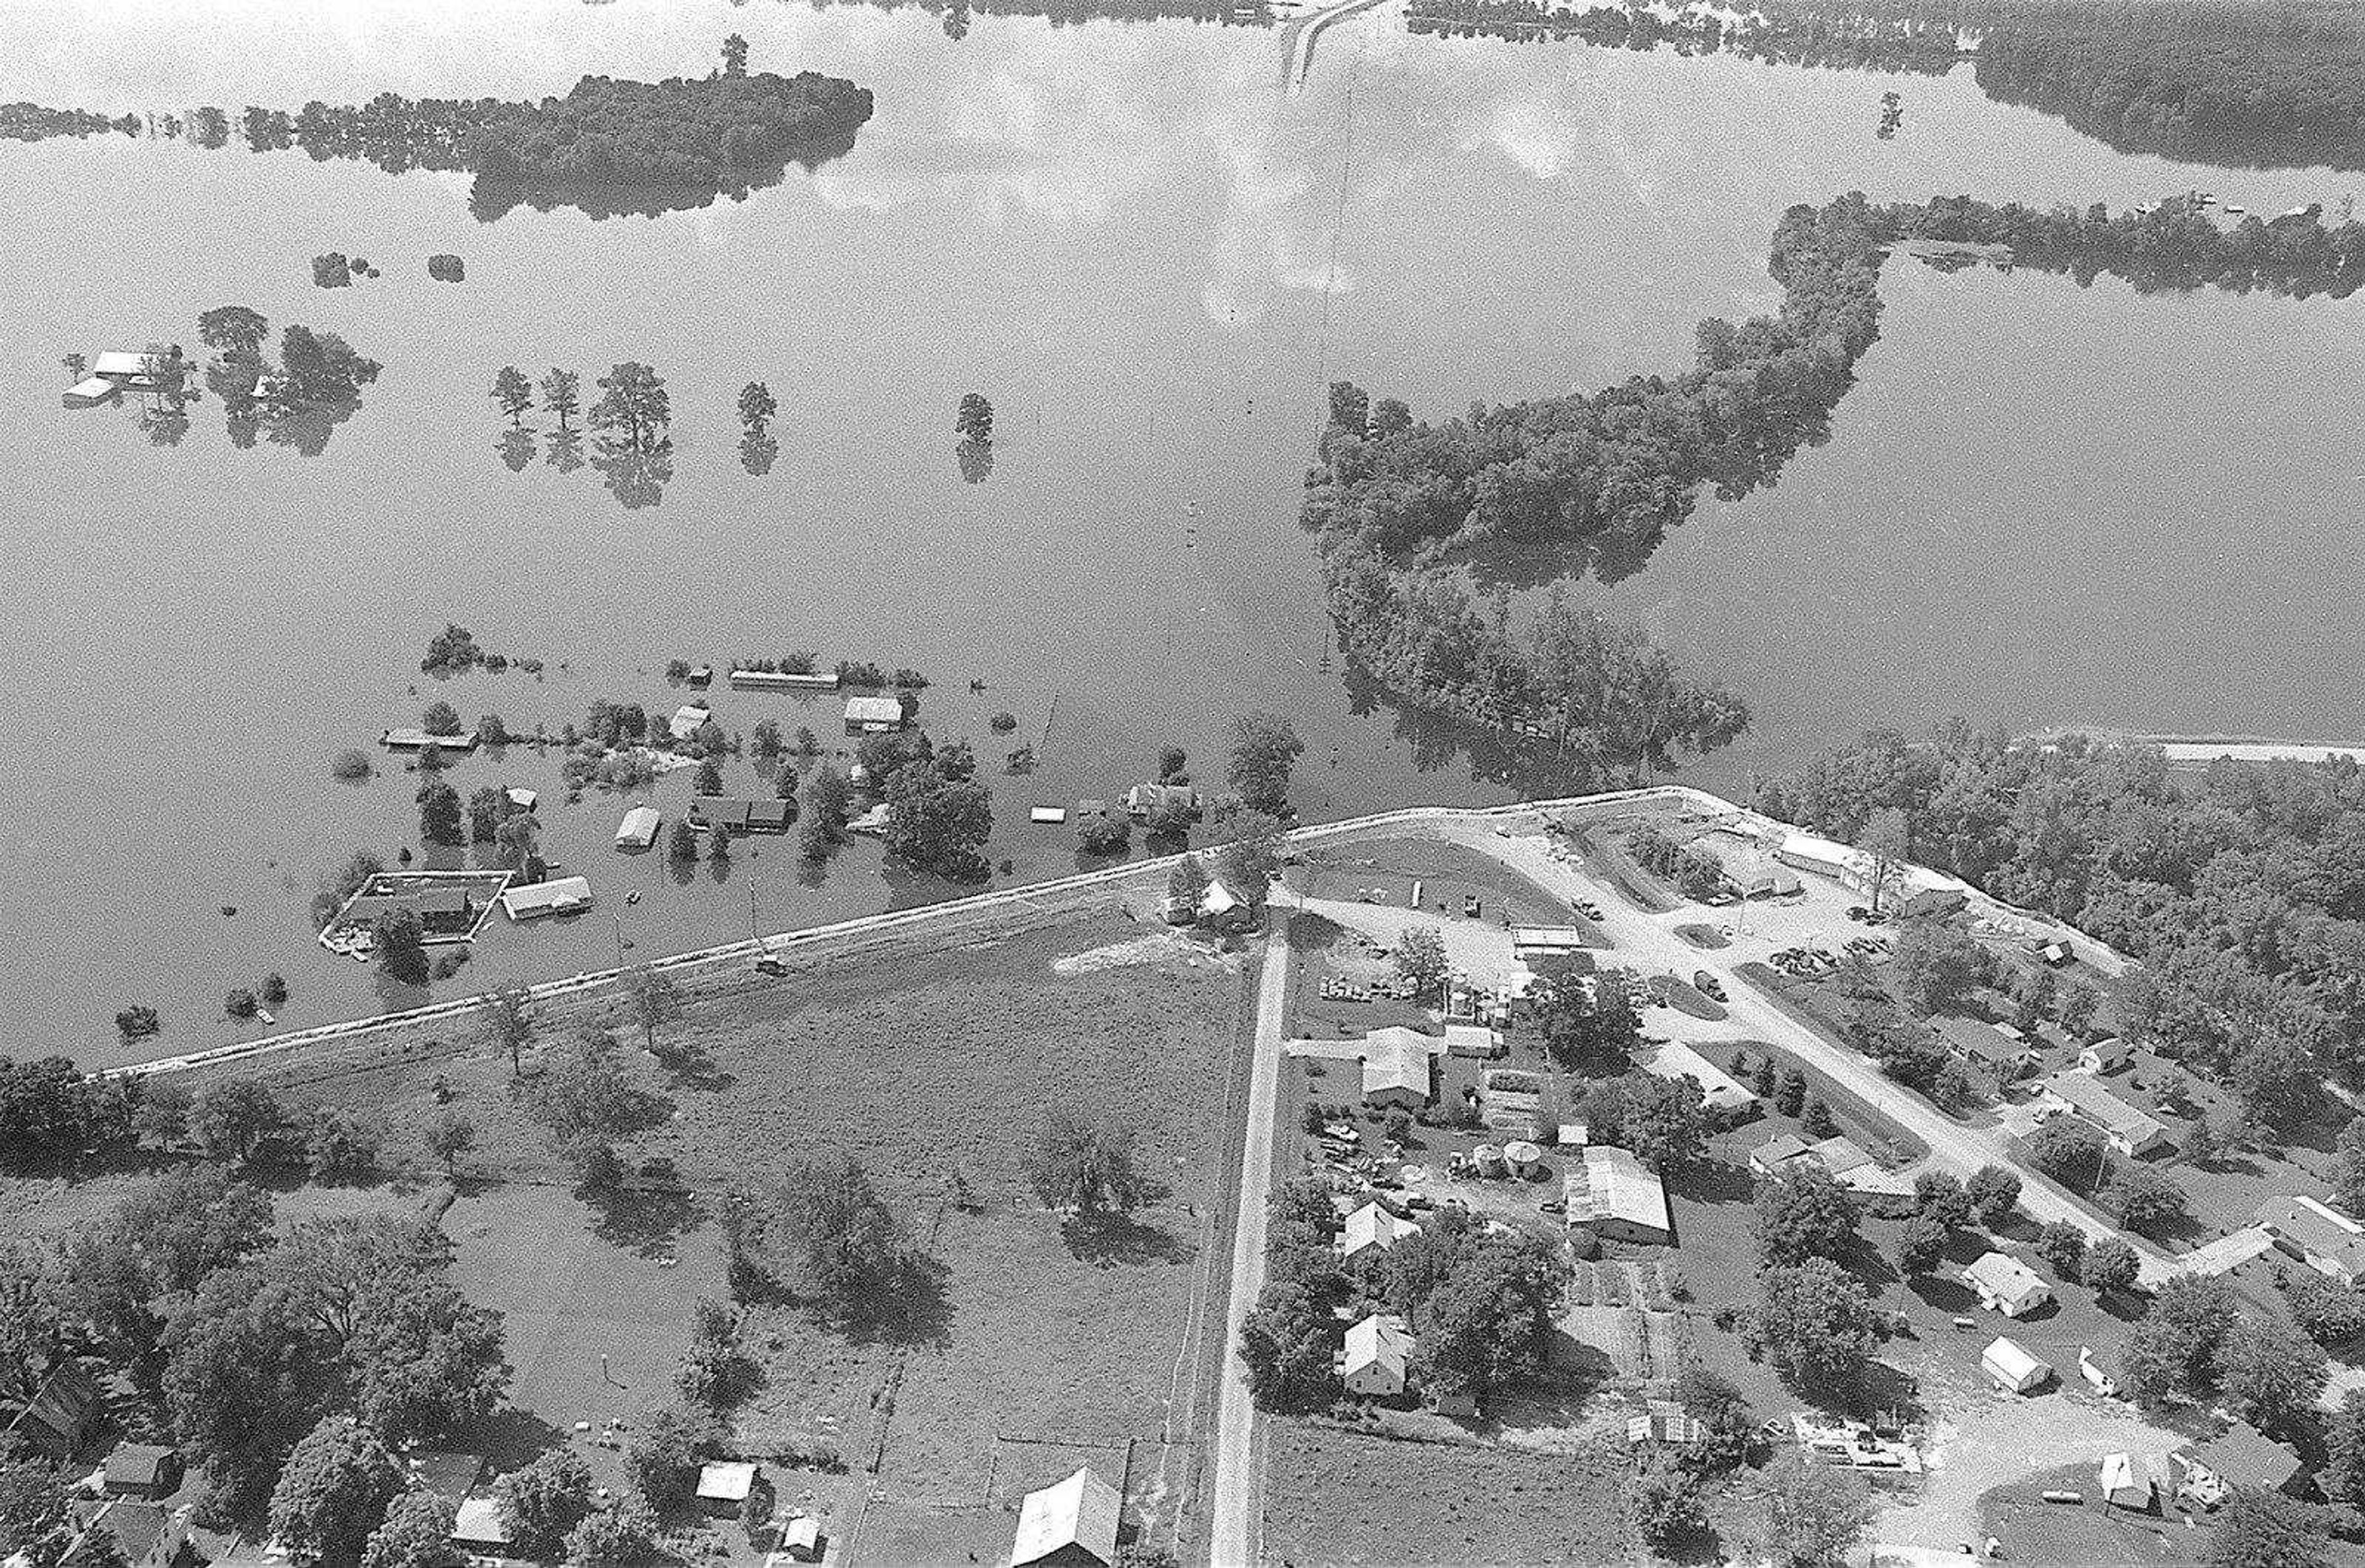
[491,366,533,426]
[540,368,580,430]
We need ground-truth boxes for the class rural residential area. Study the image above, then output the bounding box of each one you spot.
[15,719,2365,1568]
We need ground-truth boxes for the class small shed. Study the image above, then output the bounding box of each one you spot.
[505,786,538,812]
[102,1444,182,1501]
[844,695,905,733]
[1029,806,1068,825]
[696,1460,758,1516]
[1009,1466,1120,1568]
[2079,1036,2133,1075]
[1981,1335,2051,1394]
[63,376,121,407]
[615,806,661,850]
[776,1515,823,1561]
[669,703,713,741]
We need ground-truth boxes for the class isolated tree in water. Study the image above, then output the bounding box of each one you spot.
[373,909,431,988]
[539,368,580,430]
[490,366,533,426]
[591,362,669,451]
[955,392,993,444]
[721,33,750,76]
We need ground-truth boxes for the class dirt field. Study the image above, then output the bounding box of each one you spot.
[1263,1423,1641,1566]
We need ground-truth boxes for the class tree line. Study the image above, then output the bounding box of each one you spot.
[1757,724,2365,1118]
[1304,191,2365,786]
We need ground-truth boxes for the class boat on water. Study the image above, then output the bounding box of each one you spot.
[256,1008,276,1025]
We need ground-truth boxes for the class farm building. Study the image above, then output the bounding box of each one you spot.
[1443,1022,1501,1059]
[2037,1071,2173,1157]
[1773,831,1877,895]
[1962,1252,2053,1318]
[695,1461,756,1516]
[689,797,753,833]
[1564,1146,1672,1244]
[777,1515,823,1560]
[669,704,713,741]
[729,667,837,690]
[1931,1015,2040,1081]
[2099,1450,2171,1513]
[496,875,592,922]
[2079,1035,2133,1074]
[1009,1466,1121,1568]
[1,1361,99,1460]
[1123,783,1199,819]
[1696,832,1801,898]
[1627,1402,1707,1447]
[844,695,905,733]
[1337,1202,1420,1261]
[1643,1041,1756,1120]
[615,806,661,850]
[1981,1335,2051,1394]
[2175,1423,2302,1508]
[1338,1314,1412,1397]
[342,886,479,936]
[1288,1026,1445,1109]
[2256,1195,2365,1284]
[102,1443,182,1501]
[381,729,479,753]
[1509,926,1591,957]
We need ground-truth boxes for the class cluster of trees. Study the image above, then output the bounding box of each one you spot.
[489,360,671,507]
[467,47,875,216]
[2119,1274,2326,1435]
[418,623,538,679]
[9,1169,508,1521]
[1758,724,2365,1118]
[725,1158,939,1336]
[1239,1176,1564,1413]
[0,1056,137,1171]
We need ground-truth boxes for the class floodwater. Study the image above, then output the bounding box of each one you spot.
[1,0,2358,1064]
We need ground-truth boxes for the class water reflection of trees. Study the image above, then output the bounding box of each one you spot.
[595,434,674,509]
[956,438,993,483]
[739,432,779,477]
[546,428,586,474]
[498,428,535,473]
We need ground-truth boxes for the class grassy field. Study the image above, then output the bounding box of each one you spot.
[60,902,1250,1561]
[1263,1423,1643,1566]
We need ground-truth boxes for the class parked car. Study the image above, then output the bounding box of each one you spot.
[753,955,786,976]
[1694,971,1726,1001]
[1538,1197,1566,1215]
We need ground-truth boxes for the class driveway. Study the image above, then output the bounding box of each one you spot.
[1207,930,1291,1568]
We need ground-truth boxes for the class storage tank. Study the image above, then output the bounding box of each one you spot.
[1472,1144,1506,1178]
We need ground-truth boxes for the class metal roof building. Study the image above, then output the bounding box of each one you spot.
[496,875,592,921]
[1009,1466,1121,1568]
[1564,1145,1671,1244]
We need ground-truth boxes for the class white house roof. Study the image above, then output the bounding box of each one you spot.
[1644,1040,1755,1112]
[1202,878,1240,917]
[91,351,153,378]
[506,787,537,810]
[1962,1251,2049,1304]
[2040,1071,2169,1146]
[1009,1466,1120,1568]
[669,704,711,740]
[1341,1313,1412,1383]
[451,1497,509,1546]
[496,875,593,920]
[1566,1146,1670,1235]
[697,1461,756,1503]
[617,806,661,847]
[1983,1335,2047,1385]
[1340,1202,1418,1257]
[844,695,903,724]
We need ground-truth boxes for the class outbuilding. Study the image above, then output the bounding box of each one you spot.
[615,806,661,850]
[1564,1146,1672,1245]
[1337,1201,1420,1261]
[668,704,713,742]
[777,1515,823,1560]
[1981,1335,2051,1394]
[496,875,592,922]
[1338,1314,1412,1397]
[695,1460,758,1516]
[844,695,905,733]
[102,1444,182,1501]
[451,1496,511,1553]
[1009,1466,1120,1568]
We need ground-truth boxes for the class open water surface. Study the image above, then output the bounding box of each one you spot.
[1,0,2356,1062]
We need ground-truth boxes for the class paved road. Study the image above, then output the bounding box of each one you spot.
[1207,930,1292,1568]
[1442,821,2180,1286]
